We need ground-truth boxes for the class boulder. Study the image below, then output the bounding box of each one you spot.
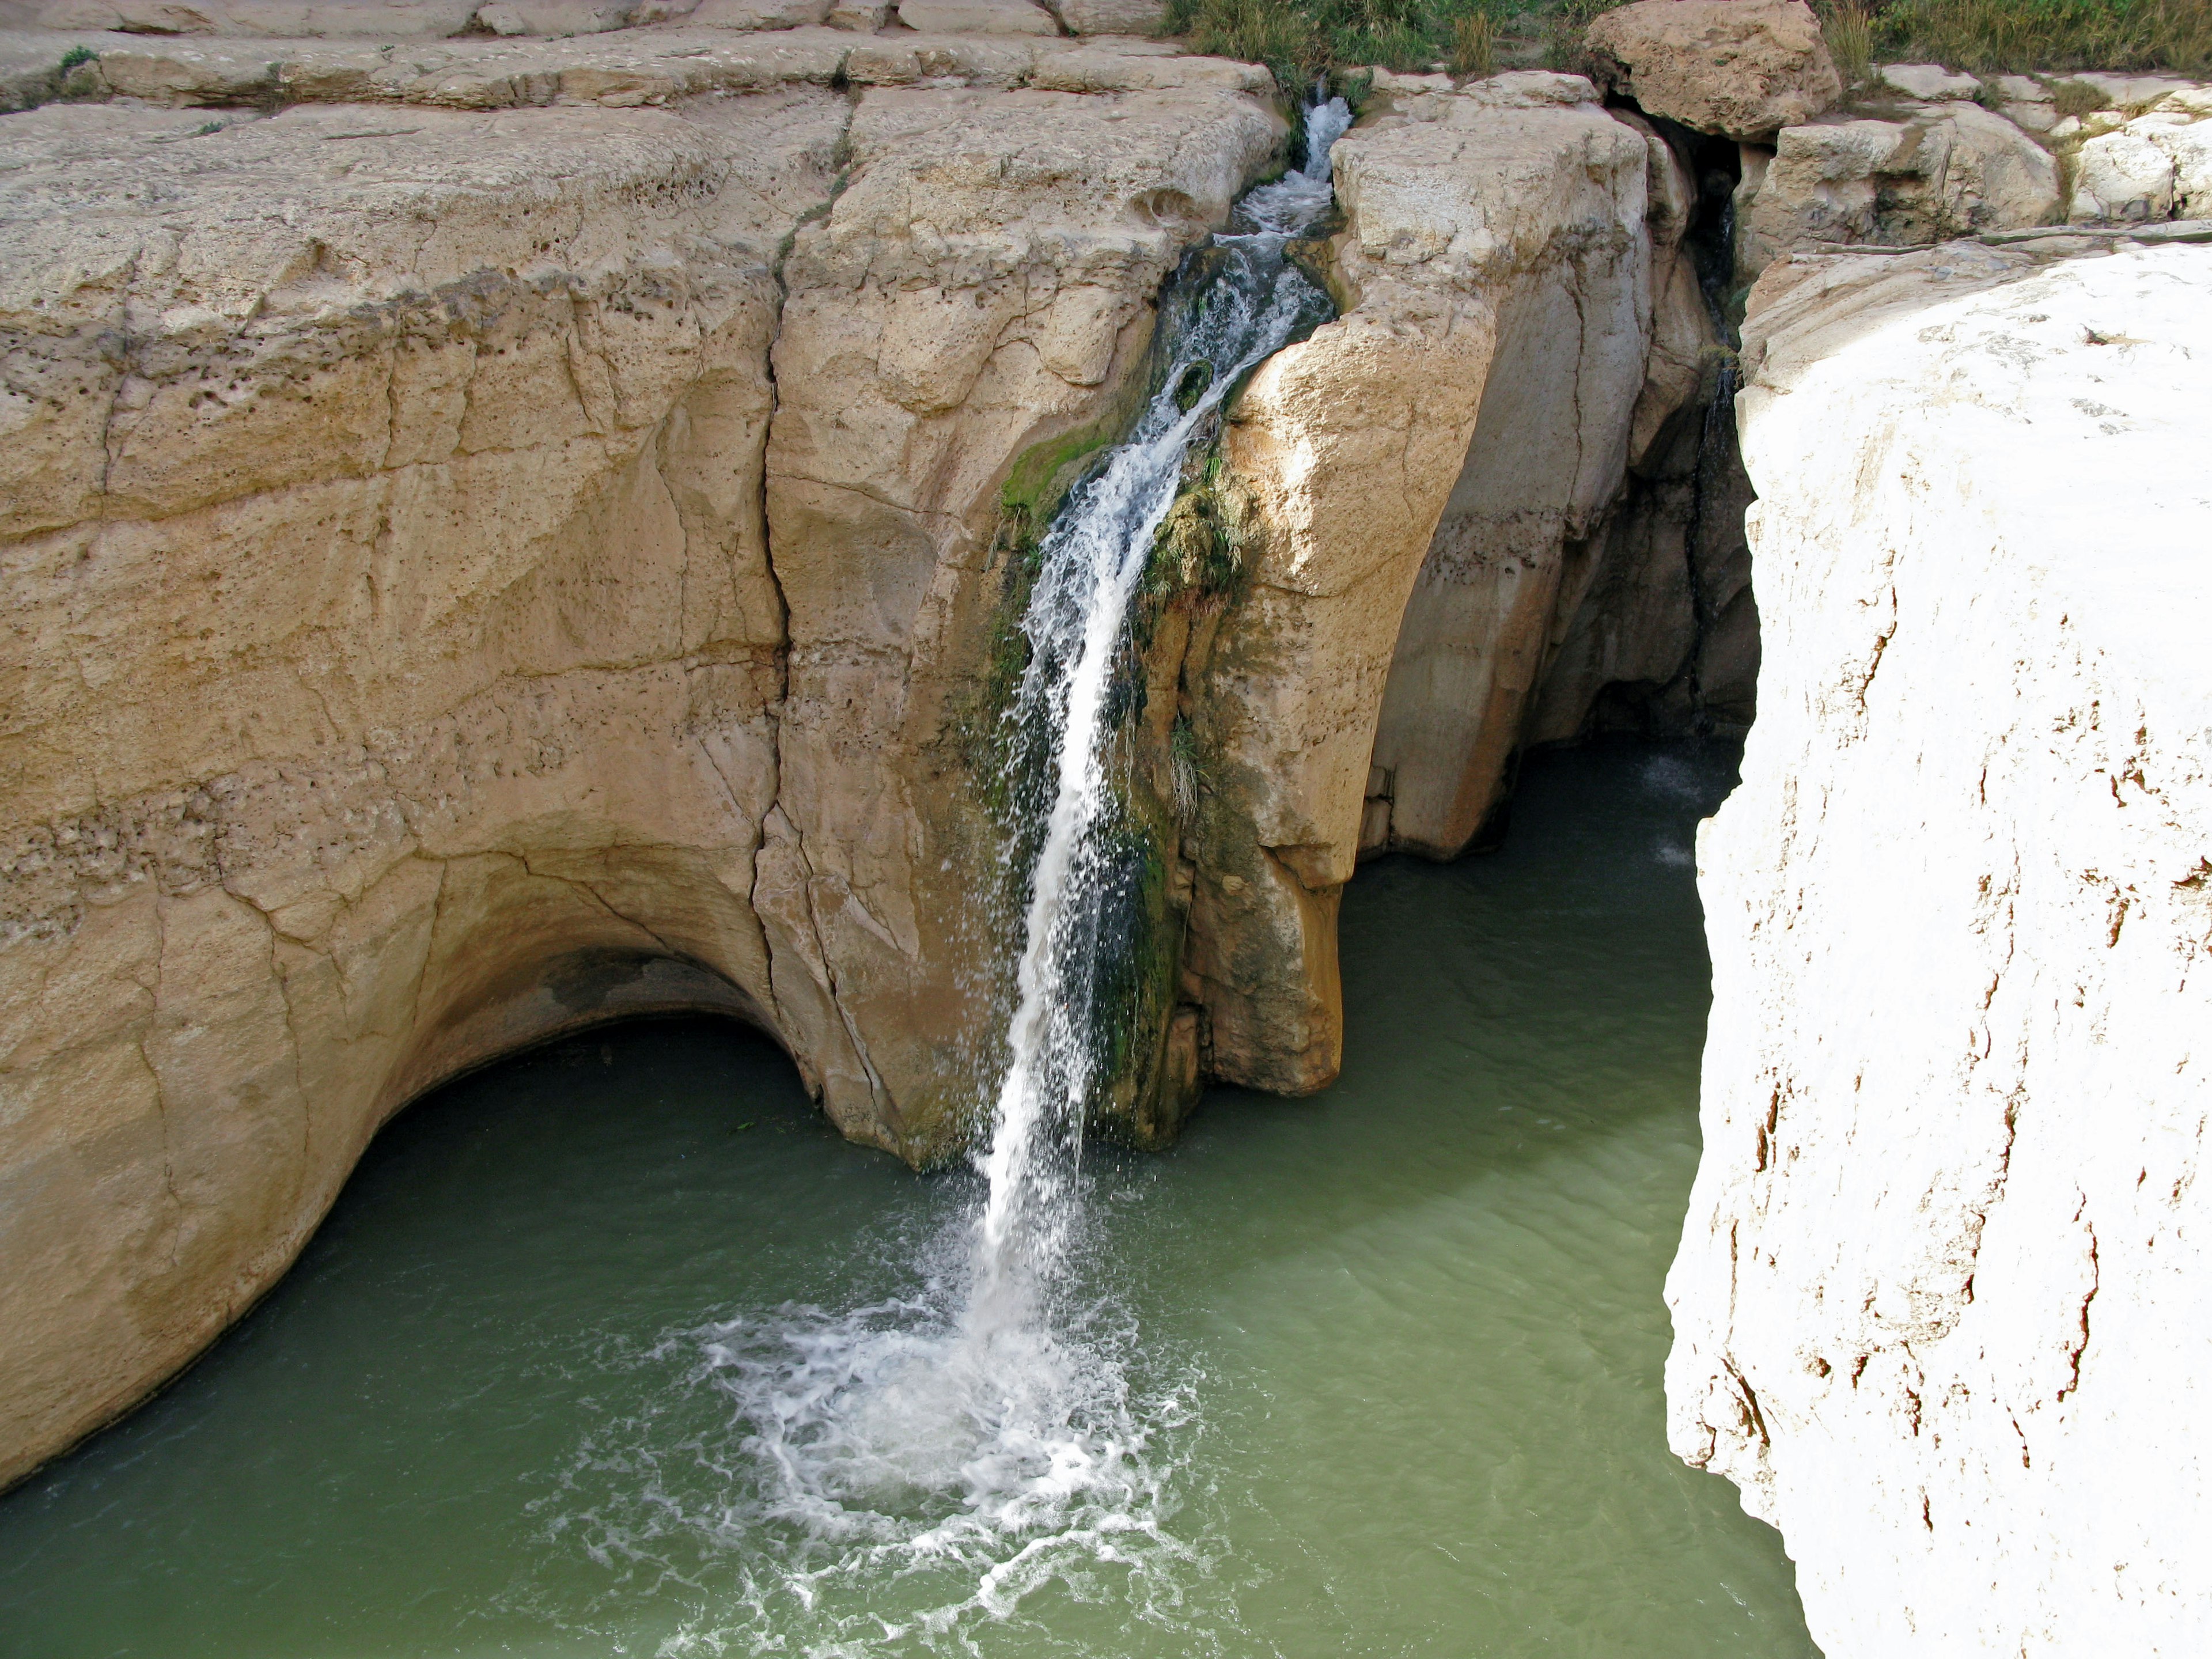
[683,0,835,29]
[2069,126,2177,221]
[475,0,634,34]
[1876,60,1976,101]
[1671,239,2212,1659]
[2071,70,2194,111]
[1738,104,2059,277]
[2067,106,2212,222]
[32,0,479,32]
[2149,117,2212,215]
[892,0,1055,33]
[1991,73,2059,134]
[1584,0,1841,141]
[1057,0,1162,34]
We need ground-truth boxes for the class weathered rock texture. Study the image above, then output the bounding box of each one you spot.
[1128,71,1757,1101]
[5,0,1973,1493]
[1585,0,1841,142]
[0,35,1284,1488]
[1316,75,1746,863]
[1735,104,2061,279]
[1727,72,2212,285]
[1670,241,2212,1655]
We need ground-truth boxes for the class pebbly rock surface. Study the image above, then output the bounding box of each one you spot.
[1669,239,2212,1656]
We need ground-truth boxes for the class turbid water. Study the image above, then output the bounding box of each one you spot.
[0,741,1815,1658]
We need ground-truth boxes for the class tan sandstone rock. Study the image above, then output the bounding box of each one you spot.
[676,0,834,28]
[1671,240,2212,1656]
[760,82,1279,1145]
[1737,104,2061,277]
[1348,82,1666,858]
[0,87,848,1491]
[1585,0,1841,141]
[1163,73,1693,1088]
[0,47,1285,1491]
[1056,0,1161,35]
[27,0,480,33]
[894,0,1055,35]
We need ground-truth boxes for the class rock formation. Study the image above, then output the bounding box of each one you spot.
[1584,0,1842,141]
[5,18,2210,1638]
[1669,240,2212,1656]
[1735,103,2062,278]
[0,0,1884,1486]
[0,23,1285,1489]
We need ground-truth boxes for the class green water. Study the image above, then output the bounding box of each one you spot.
[0,743,1814,1658]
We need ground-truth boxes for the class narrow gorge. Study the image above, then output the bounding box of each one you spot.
[1,0,2206,1653]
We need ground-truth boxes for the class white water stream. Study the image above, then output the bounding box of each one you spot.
[683,100,1354,1638]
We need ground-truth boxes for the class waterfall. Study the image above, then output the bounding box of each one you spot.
[968,93,1352,1334]
[681,96,1354,1633]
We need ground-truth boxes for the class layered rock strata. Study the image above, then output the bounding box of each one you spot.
[0,43,1280,1487]
[1669,241,2212,1656]
[1124,70,1745,1093]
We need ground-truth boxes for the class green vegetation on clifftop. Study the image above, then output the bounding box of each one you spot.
[1165,0,2211,82]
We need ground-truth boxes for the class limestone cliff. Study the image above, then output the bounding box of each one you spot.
[0,24,1763,1482]
[0,35,1281,1488]
[1669,242,2212,1655]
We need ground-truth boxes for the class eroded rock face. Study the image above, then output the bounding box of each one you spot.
[0,89,836,1493]
[0,41,1283,1487]
[2070,103,2212,221]
[1584,0,1840,142]
[1670,241,2212,1656]
[1331,76,1695,860]
[762,80,1279,1149]
[1163,73,1730,1084]
[1736,103,2061,279]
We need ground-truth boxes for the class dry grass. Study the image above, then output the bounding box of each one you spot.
[1165,0,2212,88]
[1449,8,1498,73]
[1868,0,2212,77]
[1820,1,1877,84]
[1163,0,1555,81]
[2047,74,2109,111]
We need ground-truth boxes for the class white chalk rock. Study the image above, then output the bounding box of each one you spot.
[2069,127,2177,221]
[1877,61,1977,100]
[1670,241,2212,1658]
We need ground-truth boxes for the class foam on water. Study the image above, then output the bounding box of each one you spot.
[611,97,1357,1646]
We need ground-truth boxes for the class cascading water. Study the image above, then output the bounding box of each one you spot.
[632,97,1355,1645]
[971,95,1350,1335]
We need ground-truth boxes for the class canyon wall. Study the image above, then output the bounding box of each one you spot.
[19,0,2198,1533]
[1669,242,2212,1655]
[0,8,1775,1485]
[0,30,1286,1487]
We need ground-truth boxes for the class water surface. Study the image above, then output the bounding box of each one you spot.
[0,741,1814,1658]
